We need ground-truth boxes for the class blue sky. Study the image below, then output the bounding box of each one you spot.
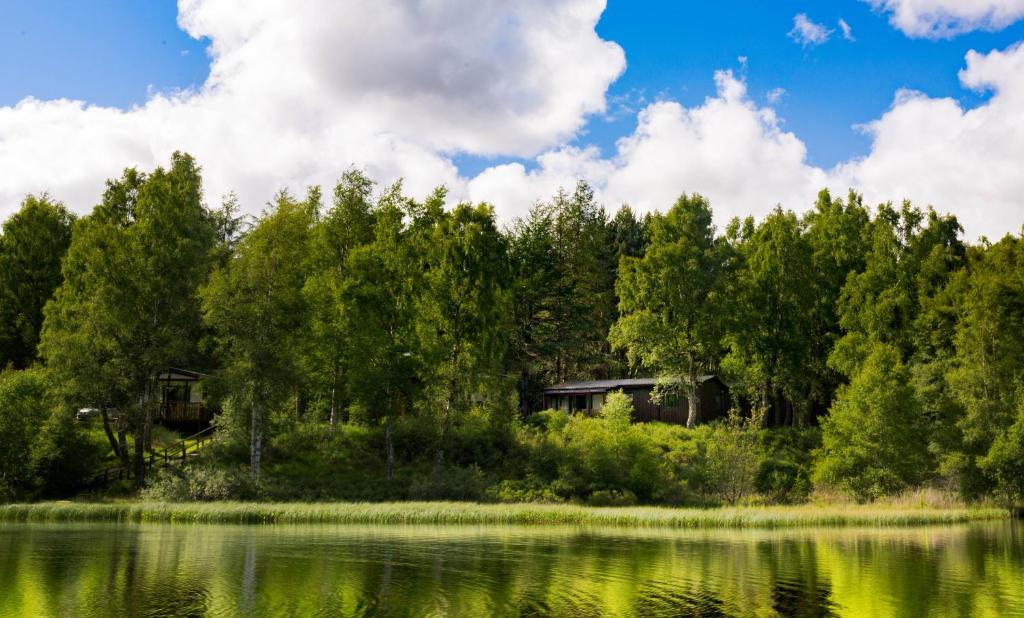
[2,1,1023,239]
[4,0,1022,174]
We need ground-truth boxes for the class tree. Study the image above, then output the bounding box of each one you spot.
[506,205,560,413]
[304,170,377,423]
[802,189,871,413]
[333,184,423,478]
[40,153,216,486]
[978,398,1024,510]
[550,182,617,382]
[723,207,815,425]
[0,195,75,369]
[415,201,510,471]
[610,193,728,427]
[946,235,1024,496]
[201,191,314,482]
[830,202,963,375]
[0,368,51,499]
[813,343,932,502]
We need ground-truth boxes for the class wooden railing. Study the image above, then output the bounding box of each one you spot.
[90,425,216,486]
[162,402,208,422]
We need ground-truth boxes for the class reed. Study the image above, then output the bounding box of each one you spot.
[0,501,1006,528]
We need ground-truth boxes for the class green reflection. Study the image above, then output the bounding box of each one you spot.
[0,522,1021,617]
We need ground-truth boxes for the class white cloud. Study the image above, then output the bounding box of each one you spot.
[839,18,856,41]
[3,1,1024,243]
[472,43,1024,241]
[865,0,1024,38]
[833,41,1024,240]
[766,87,787,104]
[470,71,828,225]
[788,13,833,46]
[0,0,624,217]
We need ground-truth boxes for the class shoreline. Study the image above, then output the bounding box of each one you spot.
[0,501,1007,528]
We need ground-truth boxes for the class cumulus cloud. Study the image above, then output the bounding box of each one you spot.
[0,0,624,216]
[470,71,828,225]
[834,41,1024,240]
[471,43,1024,241]
[788,14,833,46]
[839,18,856,41]
[864,0,1024,38]
[3,1,1024,242]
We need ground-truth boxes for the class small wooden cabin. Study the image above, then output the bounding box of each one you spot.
[542,376,729,425]
[157,368,211,430]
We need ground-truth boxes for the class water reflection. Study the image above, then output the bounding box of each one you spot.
[0,521,1021,617]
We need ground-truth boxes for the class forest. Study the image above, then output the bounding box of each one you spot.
[1,151,1022,508]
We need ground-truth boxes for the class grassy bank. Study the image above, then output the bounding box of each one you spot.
[0,501,1007,528]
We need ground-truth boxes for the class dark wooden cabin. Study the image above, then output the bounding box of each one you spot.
[542,376,730,425]
[156,368,212,431]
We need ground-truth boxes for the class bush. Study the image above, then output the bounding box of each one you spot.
[484,478,562,503]
[0,368,50,499]
[813,344,932,502]
[978,399,1024,509]
[0,368,106,500]
[756,459,810,504]
[142,464,257,501]
[408,465,486,501]
[30,409,105,498]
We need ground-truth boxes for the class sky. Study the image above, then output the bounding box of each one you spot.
[2,0,1024,240]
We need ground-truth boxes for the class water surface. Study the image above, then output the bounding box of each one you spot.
[0,520,1022,617]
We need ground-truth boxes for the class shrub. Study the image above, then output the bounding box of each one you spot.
[142,464,257,501]
[978,399,1024,509]
[30,408,105,498]
[813,344,932,502]
[701,409,765,505]
[408,465,486,501]
[0,368,50,499]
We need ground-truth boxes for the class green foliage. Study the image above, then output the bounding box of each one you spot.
[702,410,766,504]
[7,153,1024,508]
[599,390,633,426]
[39,153,218,487]
[0,369,52,499]
[724,208,816,424]
[814,344,932,501]
[0,368,103,501]
[505,182,620,413]
[978,399,1024,508]
[29,408,105,498]
[946,236,1024,497]
[0,195,75,369]
[610,193,729,427]
[201,190,316,480]
[142,465,257,502]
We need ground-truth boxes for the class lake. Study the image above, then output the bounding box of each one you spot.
[0,520,1022,617]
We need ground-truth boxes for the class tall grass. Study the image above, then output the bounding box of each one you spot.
[0,501,1006,528]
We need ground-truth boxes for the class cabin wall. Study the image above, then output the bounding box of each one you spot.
[542,380,730,426]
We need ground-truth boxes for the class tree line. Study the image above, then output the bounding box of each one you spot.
[1,152,1022,504]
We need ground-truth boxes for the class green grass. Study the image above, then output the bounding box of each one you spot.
[0,501,1007,528]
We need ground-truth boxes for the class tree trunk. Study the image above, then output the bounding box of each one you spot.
[385,415,395,481]
[100,406,120,460]
[329,365,339,426]
[251,397,264,483]
[434,398,450,478]
[685,376,701,428]
[117,429,130,469]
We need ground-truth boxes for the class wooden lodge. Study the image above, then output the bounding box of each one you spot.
[542,376,730,425]
[157,368,211,430]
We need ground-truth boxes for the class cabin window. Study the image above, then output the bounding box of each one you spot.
[163,383,189,403]
[664,392,680,408]
[573,395,587,411]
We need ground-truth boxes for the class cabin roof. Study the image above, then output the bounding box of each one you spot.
[543,376,718,395]
[157,367,204,382]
